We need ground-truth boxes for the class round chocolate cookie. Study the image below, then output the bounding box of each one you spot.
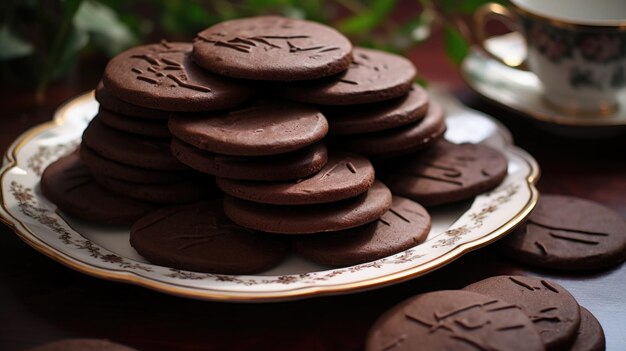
[294,196,431,265]
[383,140,508,206]
[282,47,417,105]
[82,117,187,171]
[216,152,374,205]
[40,152,156,225]
[27,338,138,351]
[97,107,170,138]
[169,100,328,156]
[103,41,255,112]
[224,180,392,234]
[80,145,190,184]
[171,138,328,181]
[193,16,352,81]
[500,195,626,271]
[325,84,429,135]
[570,307,605,351]
[95,81,170,119]
[342,101,445,158]
[130,201,289,274]
[366,290,544,351]
[464,275,581,350]
[94,174,216,205]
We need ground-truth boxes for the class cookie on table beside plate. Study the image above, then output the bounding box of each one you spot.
[130,201,289,274]
[216,152,374,205]
[171,138,328,181]
[193,16,353,81]
[41,152,156,225]
[26,338,138,351]
[366,290,544,351]
[103,41,255,112]
[500,194,626,270]
[464,275,581,350]
[224,180,392,234]
[383,140,508,206]
[293,195,431,266]
[282,47,417,105]
[342,101,445,158]
[325,84,430,135]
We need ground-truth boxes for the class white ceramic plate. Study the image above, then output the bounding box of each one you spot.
[0,90,539,302]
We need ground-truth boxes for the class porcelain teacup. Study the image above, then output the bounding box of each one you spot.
[475,0,626,115]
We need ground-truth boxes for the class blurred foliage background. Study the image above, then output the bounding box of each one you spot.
[0,0,497,101]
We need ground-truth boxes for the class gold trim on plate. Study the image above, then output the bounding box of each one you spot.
[0,91,540,302]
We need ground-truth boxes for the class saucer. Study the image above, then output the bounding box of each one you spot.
[461,33,626,138]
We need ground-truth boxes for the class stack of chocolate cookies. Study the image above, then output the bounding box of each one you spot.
[41,15,509,274]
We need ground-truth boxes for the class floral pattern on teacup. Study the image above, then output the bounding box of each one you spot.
[522,17,626,91]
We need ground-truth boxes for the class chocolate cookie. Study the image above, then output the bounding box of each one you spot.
[103,41,255,112]
[500,195,626,270]
[224,180,392,234]
[95,81,169,119]
[325,84,429,135]
[82,117,187,171]
[27,338,138,351]
[464,275,581,350]
[570,307,605,351]
[293,196,431,265]
[130,201,288,274]
[193,16,352,81]
[282,47,417,105]
[216,152,374,205]
[40,152,156,225]
[383,141,508,206]
[169,100,328,156]
[342,101,445,158]
[366,290,544,351]
[80,145,190,184]
[97,107,170,138]
[94,174,215,205]
[171,138,328,181]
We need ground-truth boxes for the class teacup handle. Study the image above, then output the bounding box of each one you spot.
[474,2,529,70]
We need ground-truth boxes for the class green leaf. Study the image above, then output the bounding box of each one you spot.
[444,25,469,65]
[338,0,397,35]
[0,26,33,60]
[73,0,136,56]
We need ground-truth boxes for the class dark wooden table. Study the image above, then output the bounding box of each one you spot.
[1,31,625,351]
